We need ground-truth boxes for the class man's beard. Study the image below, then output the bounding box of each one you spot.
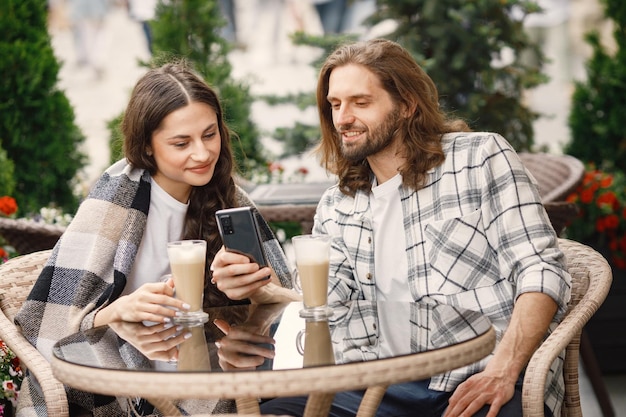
[339,107,402,162]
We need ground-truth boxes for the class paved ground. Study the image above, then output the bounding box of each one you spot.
[49,3,625,416]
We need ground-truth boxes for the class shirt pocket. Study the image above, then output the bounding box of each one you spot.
[422,209,502,296]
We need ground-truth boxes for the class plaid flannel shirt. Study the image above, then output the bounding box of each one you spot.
[314,132,572,415]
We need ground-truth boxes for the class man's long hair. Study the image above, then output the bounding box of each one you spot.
[315,39,471,196]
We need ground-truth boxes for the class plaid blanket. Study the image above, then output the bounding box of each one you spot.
[14,159,291,416]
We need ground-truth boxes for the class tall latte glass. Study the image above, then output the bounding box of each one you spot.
[291,234,332,318]
[167,240,209,324]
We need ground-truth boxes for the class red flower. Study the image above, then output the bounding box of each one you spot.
[580,188,595,204]
[567,164,626,270]
[596,191,617,208]
[0,196,17,216]
[11,356,21,372]
[600,175,613,188]
[604,214,620,230]
[0,247,7,259]
[582,172,596,185]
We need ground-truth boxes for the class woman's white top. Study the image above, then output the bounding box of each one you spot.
[124,178,188,295]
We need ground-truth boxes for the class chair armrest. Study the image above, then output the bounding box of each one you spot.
[522,239,612,416]
[0,309,69,417]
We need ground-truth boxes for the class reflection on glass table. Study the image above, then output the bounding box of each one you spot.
[52,300,495,417]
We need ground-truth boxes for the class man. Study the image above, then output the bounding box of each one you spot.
[258,39,572,416]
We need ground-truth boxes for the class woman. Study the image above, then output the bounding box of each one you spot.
[15,61,294,416]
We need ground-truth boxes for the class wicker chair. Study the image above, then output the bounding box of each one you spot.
[0,206,317,257]
[0,249,68,417]
[518,152,585,237]
[518,152,585,203]
[523,238,612,417]
[257,204,317,234]
[0,218,65,255]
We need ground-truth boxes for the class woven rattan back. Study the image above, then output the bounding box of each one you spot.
[518,153,585,236]
[559,239,609,417]
[257,204,317,234]
[0,250,51,321]
[522,239,612,417]
[0,217,64,255]
[518,152,585,203]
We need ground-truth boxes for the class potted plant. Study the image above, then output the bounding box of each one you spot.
[565,0,626,373]
[0,339,23,417]
[565,165,626,270]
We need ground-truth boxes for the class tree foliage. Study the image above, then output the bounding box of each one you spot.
[369,0,547,151]
[268,0,548,154]
[0,0,86,214]
[566,0,626,171]
[110,0,266,177]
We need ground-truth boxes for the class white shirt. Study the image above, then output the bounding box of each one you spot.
[370,173,411,356]
[124,178,188,295]
[370,173,411,302]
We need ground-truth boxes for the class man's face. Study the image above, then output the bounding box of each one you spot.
[327,64,401,161]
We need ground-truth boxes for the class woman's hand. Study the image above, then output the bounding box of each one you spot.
[109,321,190,362]
[94,277,189,326]
[213,319,275,371]
[210,247,274,301]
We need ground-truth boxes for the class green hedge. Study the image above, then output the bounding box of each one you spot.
[0,0,86,215]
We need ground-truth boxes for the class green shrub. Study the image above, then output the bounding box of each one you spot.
[0,144,16,198]
[0,0,86,215]
[566,0,626,172]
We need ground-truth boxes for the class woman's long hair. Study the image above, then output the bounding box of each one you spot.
[122,61,238,307]
[315,39,471,196]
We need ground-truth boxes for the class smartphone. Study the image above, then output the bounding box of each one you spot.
[216,207,268,267]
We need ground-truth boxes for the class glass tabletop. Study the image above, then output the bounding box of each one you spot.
[53,300,492,374]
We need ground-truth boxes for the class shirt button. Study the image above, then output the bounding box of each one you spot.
[368,237,372,244]
[366,273,372,280]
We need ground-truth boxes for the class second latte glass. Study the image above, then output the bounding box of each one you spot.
[291,234,333,318]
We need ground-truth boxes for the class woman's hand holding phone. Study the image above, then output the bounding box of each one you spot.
[210,246,273,301]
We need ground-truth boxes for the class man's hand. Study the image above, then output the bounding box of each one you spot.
[445,292,558,416]
[444,368,516,416]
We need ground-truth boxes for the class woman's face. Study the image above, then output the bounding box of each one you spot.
[149,101,222,203]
